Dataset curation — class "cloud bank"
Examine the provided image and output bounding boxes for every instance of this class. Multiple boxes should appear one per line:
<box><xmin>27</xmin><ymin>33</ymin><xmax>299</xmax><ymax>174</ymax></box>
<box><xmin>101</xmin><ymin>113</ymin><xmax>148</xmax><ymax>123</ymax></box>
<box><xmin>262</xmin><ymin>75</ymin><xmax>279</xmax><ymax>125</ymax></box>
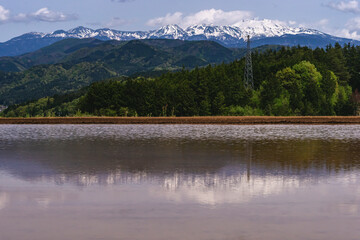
<box><xmin>0</xmin><ymin>5</ymin><xmax>10</xmax><ymax>22</ymax></box>
<box><xmin>327</xmin><ymin>0</ymin><xmax>360</xmax><ymax>13</ymax></box>
<box><xmin>146</xmin><ymin>7</ymin><xmax>360</xmax><ymax>41</ymax></box>
<box><xmin>323</xmin><ymin>1</ymin><xmax>360</xmax><ymax>39</ymax></box>
<box><xmin>336</xmin><ymin>17</ymin><xmax>360</xmax><ymax>39</ymax></box>
<box><xmin>0</xmin><ymin>5</ymin><xmax>77</xmax><ymax>24</ymax></box>
<box><xmin>147</xmin><ymin>9</ymin><xmax>253</xmax><ymax>28</ymax></box>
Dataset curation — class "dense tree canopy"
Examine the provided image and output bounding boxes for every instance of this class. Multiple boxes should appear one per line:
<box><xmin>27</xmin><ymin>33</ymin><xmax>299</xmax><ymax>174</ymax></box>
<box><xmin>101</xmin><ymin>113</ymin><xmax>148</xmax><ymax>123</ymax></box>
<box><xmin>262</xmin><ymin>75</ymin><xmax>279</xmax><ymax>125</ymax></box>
<box><xmin>2</xmin><ymin>44</ymin><xmax>360</xmax><ymax>117</ymax></box>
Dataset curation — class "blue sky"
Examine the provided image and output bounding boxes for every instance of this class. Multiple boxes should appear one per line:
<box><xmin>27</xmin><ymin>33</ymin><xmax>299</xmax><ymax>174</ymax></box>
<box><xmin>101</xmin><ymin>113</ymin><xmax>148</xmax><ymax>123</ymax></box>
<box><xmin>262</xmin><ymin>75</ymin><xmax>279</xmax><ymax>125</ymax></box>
<box><xmin>0</xmin><ymin>0</ymin><xmax>360</xmax><ymax>42</ymax></box>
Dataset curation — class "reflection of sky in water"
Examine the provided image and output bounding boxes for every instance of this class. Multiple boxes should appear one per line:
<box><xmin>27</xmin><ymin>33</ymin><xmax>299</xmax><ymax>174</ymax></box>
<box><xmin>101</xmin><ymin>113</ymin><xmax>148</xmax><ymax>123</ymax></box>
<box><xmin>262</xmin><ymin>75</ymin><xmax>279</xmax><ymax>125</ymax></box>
<box><xmin>1</xmin><ymin>125</ymin><xmax>360</xmax><ymax>240</ymax></box>
<box><xmin>0</xmin><ymin>192</ymin><xmax>8</xmax><ymax>210</ymax></box>
<box><xmin>1</xmin><ymin>169</ymin><xmax>360</xmax><ymax>207</ymax></box>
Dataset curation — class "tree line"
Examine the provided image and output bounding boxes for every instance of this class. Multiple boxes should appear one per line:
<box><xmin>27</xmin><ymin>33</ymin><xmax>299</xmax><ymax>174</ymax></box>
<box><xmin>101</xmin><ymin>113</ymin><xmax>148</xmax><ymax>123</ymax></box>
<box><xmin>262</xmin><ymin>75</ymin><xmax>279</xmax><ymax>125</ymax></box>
<box><xmin>2</xmin><ymin>43</ymin><xmax>360</xmax><ymax>117</ymax></box>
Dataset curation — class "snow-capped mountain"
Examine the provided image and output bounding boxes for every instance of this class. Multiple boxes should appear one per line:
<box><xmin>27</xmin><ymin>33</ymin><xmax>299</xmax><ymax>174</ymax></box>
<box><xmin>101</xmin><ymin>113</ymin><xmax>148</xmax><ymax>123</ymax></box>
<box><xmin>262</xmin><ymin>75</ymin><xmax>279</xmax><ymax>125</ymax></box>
<box><xmin>148</xmin><ymin>25</ymin><xmax>187</xmax><ymax>39</ymax></box>
<box><xmin>0</xmin><ymin>19</ymin><xmax>359</xmax><ymax>57</ymax></box>
<box><xmin>43</xmin><ymin>20</ymin><xmax>323</xmax><ymax>42</ymax></box>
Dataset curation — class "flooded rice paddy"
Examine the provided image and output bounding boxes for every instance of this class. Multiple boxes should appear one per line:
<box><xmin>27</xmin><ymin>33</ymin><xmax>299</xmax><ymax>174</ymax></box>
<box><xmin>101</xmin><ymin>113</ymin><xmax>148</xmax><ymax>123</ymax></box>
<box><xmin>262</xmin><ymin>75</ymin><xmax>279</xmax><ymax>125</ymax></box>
<box><xmin>0</xmin><ymin>125</ymin><xmax>359</xmax><ymax>240</ymax></box>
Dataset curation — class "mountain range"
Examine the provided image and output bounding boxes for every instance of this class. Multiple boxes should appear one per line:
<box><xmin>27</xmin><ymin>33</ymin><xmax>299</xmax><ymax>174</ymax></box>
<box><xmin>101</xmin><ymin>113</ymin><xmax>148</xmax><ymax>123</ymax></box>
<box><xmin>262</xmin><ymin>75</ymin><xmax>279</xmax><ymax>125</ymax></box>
<box><xmin>1</xmin><ymin>19</ymin><xmax>359</xmax><ymax>57</ymax></box>
<box><xmin>1</xmin><ymin>38</ymin><xmax>278</xmax><ymax>104</ymax></box>
<box><xmin>0</xmin><ymin>38</ymin><xmax>256</xmax><ymax>73</ymax></box>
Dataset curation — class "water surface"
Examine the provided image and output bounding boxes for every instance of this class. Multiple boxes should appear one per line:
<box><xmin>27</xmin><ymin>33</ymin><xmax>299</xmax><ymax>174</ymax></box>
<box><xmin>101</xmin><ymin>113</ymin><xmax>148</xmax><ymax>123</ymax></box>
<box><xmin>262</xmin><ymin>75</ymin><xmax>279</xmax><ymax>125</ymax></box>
<box><xmin>0</xmin><ymin>125</ymin><xmax>359</xmax><ymax>240</ymax></box>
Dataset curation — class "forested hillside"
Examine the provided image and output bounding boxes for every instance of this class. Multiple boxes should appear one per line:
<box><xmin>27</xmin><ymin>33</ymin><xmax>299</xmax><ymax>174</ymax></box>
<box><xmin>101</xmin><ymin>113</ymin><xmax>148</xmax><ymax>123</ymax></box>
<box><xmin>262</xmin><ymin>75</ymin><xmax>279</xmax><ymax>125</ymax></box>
<box><xmin>0</xmin><ymin>62</ymin><xmax>117</xmax><ymax>105</ymax></box>
<box><xmin>0</xmin><ymin>38</ymin><xmax>247</xmax><ymax>73</ymax></box>
<box><xmin>2</xmin><ymin>43</ymin><xmax>360</xmax><ymax>117</ymax></box>
<box><xmin>0</xmin><ymin>39</ymin><xmax>263</xmax><ymax>105</ymax></box>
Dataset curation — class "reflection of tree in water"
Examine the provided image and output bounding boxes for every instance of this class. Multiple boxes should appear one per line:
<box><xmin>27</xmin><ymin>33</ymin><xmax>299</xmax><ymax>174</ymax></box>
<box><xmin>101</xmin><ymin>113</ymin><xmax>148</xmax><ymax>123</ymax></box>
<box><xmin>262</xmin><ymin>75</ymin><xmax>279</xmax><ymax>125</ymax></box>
<box><xmin>1</xmin><ymin>137</ymin><xmax>360</xmax><ymax>187</ymax></box>
<box><xmin>245</xmin><ymin>141</ymin><xmax>252</xmax><ymax>181</ymax></box>
<box><xmin>250</xmin><ymin>139</ymin><xmax>360</xmax><ymax>174</ymax></box>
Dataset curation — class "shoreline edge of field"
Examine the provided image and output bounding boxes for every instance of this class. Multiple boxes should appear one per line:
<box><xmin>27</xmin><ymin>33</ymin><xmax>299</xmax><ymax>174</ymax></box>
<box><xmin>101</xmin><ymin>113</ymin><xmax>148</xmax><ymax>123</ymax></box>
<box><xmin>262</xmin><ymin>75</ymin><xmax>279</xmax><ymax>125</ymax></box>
<box><xmin>2</xmin><ymin>116</ymin><xmax>360</xmax><ymax>125</ymax></box>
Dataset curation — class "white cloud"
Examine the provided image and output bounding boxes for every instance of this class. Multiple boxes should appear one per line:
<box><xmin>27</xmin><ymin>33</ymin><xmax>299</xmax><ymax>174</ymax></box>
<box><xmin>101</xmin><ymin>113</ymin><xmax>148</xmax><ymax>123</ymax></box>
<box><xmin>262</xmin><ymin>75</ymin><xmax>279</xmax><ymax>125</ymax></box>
<box><xmin>32</xmin><ymin>8</ymin><xmax>77</xmax><ymax>22</ymax></box>
<box><xmin>334</xmin><ymin>17</ymin><xmax>360</xmax><ymax>40</ymax></box>
<box><xmin>147</xmin><ymin>12</ymin><xmax>183</xmax><ymax>27</ymax></box>
<box><xmin>327</xmin><ymin>0</ymin><xmax>360</xmax><ymax>13</ymax></box>
<box><xmin>337</xmin><ymin>28</ymin><xmax>360</xmax><ymax>39</ymax></box>
<box><xmin>147</xmin><ymin>9</ymin><xmax>253</xmax><ymax>28</ymax></box>
<box><xmin>345</xmin><ymin>16</ymin><xmax>360</xmax><ymax>30</ymax></box>
<box><xmin>0</xmin><ymin>5</ymin><xmax>10</xmax><ymax>22</ymax></box>
<box><xmin>13</xmin><ymin>8</ymin><xmax>77</xmax><ymax>22</ymax></box>
<box><xmin>318</xmin><ymin>18</ymin><xmax>330</xmax><ymax>26</ymax></box>
<box><xmin>0</xmin><ymin>5</ymin><xmax>77</xmax><ymax>24</ymax></box>
<box><xmin>296</xmin><ymin>18</ymin><xmax>360</xmax><ymax>40</ymax></box>
<box><xmin>297</xmin><ymin>18</ymin><xmax>360</xmax><ymax>41</ymax></box>
<box><xmin>299</xmin><ymin>17</ymin><xmax>360</xmax><ymax>40</ymax></box>
<box><xmin>298</xmin><ymin>18</ymin><xmax>330</xmax><ymax>32</ymax></box>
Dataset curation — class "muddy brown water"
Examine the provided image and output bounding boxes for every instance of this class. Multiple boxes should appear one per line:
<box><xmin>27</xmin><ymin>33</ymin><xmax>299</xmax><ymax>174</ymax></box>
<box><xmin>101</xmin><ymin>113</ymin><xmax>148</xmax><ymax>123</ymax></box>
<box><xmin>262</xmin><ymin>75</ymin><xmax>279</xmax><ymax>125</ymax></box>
<box><xmin>0</xmin><ymin>125</ymin><xmax>360</xmax><ymax>240</ymax></box>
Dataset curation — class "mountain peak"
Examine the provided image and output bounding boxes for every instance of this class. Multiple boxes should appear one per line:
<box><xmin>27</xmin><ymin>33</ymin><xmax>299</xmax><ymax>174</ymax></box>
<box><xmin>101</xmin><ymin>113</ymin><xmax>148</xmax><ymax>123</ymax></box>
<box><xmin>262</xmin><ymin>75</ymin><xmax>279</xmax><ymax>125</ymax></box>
<box><xmin>1</xmin><ymin>21</ymin><xmax>359</xmax><ymax>57</ymax></box>
<box><xmin>162</xmin><ymin>24</ymin><xmax>182</xmax><ymax>29</ymax></box>
<box><xmin>150</xmin><ymin>24</ymin><xmax>186</xmax><ymax>39</ymax></box>
<box><xmin>69</xmin><ymin>26</ymin><xmax>94</xmax><ymax>33</ymax></box>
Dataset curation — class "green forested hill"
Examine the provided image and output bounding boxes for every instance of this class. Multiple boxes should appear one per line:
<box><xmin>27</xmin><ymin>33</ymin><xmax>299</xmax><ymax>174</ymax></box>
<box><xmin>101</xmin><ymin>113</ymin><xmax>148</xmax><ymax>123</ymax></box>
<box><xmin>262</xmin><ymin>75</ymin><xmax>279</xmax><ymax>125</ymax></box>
<box><xmin>3</xmin><ymin>44</ymin><xmax>360</xmax><ymax>117</ymax></box>
<box><xmin>0</xmin><ymin>62</ymin><xmax>117</xmax><ymax>105</ymax></box>
<box><xmin>0</xmin><ymin>38</ymin><xmax>246</xmax><ymax>73</ymax></box>
<box><xmin>0</xmin><ymin>38</ymin><xmax>104</xmax><ymax>72</ymax></box>
<box><xmin>0</xmin><ymin>39</ymin><xmax>265</xmax><ymax>104</ymax></box>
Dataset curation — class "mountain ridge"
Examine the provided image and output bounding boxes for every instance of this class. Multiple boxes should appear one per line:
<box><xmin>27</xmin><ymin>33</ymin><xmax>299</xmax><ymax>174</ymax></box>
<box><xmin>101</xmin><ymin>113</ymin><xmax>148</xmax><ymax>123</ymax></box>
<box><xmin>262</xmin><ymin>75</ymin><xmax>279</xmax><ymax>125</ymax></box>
<box><xmin>0</xmin><ymin>38</ymin><xmax>254</xmax><ymax>73</ymax></box>
<box><xmin>1</xmin><ymin>19</ymin><xmax>359</xmax><ymax>56</ymax></box>
<box><xmin>2</xmin><ymin>38</ymin><xmax>278</xmax><ymax>104</ymax></box>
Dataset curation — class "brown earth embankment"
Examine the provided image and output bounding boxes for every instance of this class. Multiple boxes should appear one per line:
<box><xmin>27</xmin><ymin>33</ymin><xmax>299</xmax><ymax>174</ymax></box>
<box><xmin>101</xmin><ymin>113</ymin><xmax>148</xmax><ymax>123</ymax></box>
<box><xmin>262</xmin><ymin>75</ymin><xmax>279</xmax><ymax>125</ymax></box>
<box><xmin>1</xmin><ymin>116</ymin><xmax>360</xmax><ymax>125</ymax></box>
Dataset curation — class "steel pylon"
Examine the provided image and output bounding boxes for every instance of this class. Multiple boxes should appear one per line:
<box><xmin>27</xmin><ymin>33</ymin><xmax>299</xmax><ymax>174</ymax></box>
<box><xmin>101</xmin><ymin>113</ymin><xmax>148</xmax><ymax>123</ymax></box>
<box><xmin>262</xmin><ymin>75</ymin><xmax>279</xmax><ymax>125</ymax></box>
<box><xmin>244</xmin><ymin>35</ymin><xmax>254</xmax><ymax>90</ymax></box>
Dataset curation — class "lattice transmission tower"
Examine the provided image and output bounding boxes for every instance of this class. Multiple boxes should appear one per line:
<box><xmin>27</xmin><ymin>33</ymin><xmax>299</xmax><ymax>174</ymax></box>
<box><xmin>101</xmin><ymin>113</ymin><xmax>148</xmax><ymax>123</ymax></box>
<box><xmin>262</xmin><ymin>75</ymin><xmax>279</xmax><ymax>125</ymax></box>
<box><xmin>244</xmin><ymin>35</ymin><xmax>254</xmax><ymax>90</ymax></box>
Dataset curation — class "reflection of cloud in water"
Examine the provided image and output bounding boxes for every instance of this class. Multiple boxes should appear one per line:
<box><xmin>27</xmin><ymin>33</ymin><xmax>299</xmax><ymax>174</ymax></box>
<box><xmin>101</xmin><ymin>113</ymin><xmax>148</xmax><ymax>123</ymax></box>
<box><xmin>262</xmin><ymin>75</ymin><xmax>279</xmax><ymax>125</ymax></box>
<box><xmin>159</xmin><ymin>172</ymin><xmax>360</xmax><ymax>206</ymax></box>
<box><xmin>29</xmin><ymin>169</ymin><xmax>358</xmax><ymax>206</ymax></box>
<box><xmin>1</xmin><ymin>170</ymin><xmax>359</xmax><ymax>208</ymax></box>
<box><xmin>35</xmin><ymin>197</ymin><xmax>51</xmax><ymax>209</ymax></box>
<box><xmin>0</xmin><ymin>171</ymin><xmax>306</xmax><ymax>207</ymax></box>
<box><xmin>3</xmin><ymin>168</ymin><xmax>315</xmax><ymax>205</ymax></box>
<box><xmin>0</xmin><ymin>192</ymin><xmax>8</xmax><ymax>210</ymax></box>
<box><xmin>160</xmin><ymin>173</ymin><xmax>302</xmax><ymax>205</ymax></box>
<box><xmin>337</xmin><ymin>204</ymin><xmax>359</xmax><ymax>216</ymax></box>
<box><xmin>0</xmin><ymin>189</ymin><xmax>68</xmax><ymax>211</ymax></box>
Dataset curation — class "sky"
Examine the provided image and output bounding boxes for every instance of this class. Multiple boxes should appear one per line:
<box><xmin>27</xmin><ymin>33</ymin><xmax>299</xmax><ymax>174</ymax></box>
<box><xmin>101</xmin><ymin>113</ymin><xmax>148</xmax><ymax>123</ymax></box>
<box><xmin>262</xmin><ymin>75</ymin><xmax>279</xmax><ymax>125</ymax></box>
<box><xmin>0</xmin><ymin>0</ymin><xmax>360</xmax><ymax>42</ymax></box>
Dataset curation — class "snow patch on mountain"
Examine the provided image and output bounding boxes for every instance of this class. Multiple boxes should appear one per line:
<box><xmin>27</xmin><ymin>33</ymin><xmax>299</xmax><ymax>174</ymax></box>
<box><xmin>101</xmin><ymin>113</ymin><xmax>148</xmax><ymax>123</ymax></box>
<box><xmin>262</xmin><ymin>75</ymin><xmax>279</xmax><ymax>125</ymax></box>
<box><xmin>149</xmin><ymin>24</ymin><xmax>187</xmax><ymax>39</ymax></box>
<box><xmin>24</xmin><ymin>19</ymin><xmax>323</xmax><ymax>43</ymax></box>
<box><xmin>1</xmin><ymin>18</ymin><xmax>358</xmax><ymax>57</ymax></box>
